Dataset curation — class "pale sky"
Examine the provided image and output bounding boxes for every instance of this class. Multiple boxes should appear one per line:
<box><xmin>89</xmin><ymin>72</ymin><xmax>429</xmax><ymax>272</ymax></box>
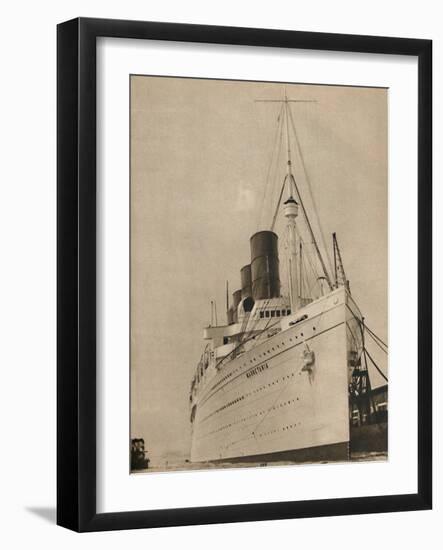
<box><xmin>130</xmin><ymin>76</ymin><xmax>388</xmax><ymax>464</ymax></box>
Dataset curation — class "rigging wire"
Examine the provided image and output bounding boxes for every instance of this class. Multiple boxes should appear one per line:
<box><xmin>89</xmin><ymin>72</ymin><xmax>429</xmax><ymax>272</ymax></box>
<box><xmin>287</xmin><ymin>105</ymin><xmax>335</xmax><ymax>281</ymax></box>
<box><xmin>348</xmin><ymin>309</ymin><xmax>388</xmax><ymax>382</ymax></box>
<box><xmin>364</xmin><ymin>348</ymin><xmax>388</xmax><ymax>382</ymax></box>
<box><xmin>363</xmin><ymin>321</ymin><xmax>388</xmax><ymax>350</ymax></box>
<box><xmin>268</xmin><ymin>119</ymin><xmax>285</xmax><ymax>229</ymax></box>
<box><xmin>256</xmin><ymin>104</ymin><xmax>285</xmax><ymax>230</ymax></box>
<box><xmin>353</xmin><ymin>315</ymin><xmax>388</xmax><ymax>354</ymax></box>
<box><xmin>349</xmin><ymin>308</ymin><xmax>388</xmax><ymax>353</ymax></box>
<box><xmin>296</xmin><ymin>228</ymin><xmax>318</xmax><ymax>279</ymax></box>
<box><xmin>238</xmin><ymin>312</ymin><xmax>250</xmax><ymax>344</ymax></box>
<box><xmin>221</xmin><ymin>300</ymin><xmax>276</xmax><ymax>365</ymax></box>
<box><xmin>298</xmin><ymin>243</ymin><xmax>308</xmax><ymax>298</ymax></box>
<box><xmin>238</xmin><ymin>297</ymin><xmax>271</xmax><ymax>347</ymax></box>
<box><xmin>352</xmin><ymin>312</ymin><xmax>389</xmax><ymax>353</ymax></box>
<box><xmin>365</xmin><ymin>329</ymin><xmax>388</xmax><ymax>355</ymax></box>
<box><xmin>214</xmin><ymin>317</ymin><xmax>282</xmax><ymax>372</ymax></box>
<box><xmin>270</xmin><ymin>180</ymin><xmax>286</xmax><ymax>232</ymax></box>
<box><xmin>291</xmin><ymin>175</ymin><xmax>333</xmax><ymax>290</ymax></box>
<box><xmin>294</xmin><ymin>227</ymin><xmax>323</xmax><ymax>298</ymax></box>
<box><xmin>255</xmin><ymin>303</ymin><xmax>281</xmax><ymax>339</ymax></box>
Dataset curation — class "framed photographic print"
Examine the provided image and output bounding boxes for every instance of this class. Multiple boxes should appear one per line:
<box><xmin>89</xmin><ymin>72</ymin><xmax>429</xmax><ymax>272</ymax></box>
<box><xmin>57</xmin><ymin>18</ymin><xmax>432</xmax><ymax>531</ymax></box>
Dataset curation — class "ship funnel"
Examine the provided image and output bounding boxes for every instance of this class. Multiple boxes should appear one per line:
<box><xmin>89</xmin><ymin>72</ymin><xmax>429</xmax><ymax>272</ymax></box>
<box><xmin>250</xmin><ymin>231</ymin><xmax>281</xmax><ymax>300</ymax></box>
<box><xmin>240</xmin><ymin>264</ymin><xmax>252</xmax><ymax>300</ymax></box>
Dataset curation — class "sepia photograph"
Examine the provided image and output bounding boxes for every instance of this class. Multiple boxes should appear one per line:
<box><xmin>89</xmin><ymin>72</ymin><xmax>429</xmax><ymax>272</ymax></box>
<box><xmin>130</xmin><ymin>75</ymin><xmax>388</xmax><ymax>473</ymax></box>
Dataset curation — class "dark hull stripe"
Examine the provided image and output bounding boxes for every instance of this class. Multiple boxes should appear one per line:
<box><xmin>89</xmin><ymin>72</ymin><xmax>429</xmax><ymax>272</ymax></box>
<box><xmin>201</xmin><ymin>441</ymin><xmax>350</xmax><ymax>464</ymax></box>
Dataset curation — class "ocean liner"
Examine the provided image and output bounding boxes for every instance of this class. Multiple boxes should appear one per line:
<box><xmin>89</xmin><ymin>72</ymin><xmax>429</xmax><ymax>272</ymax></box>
<box><xmin>189</xmin><ymin>93</ymin><xmax>385</xmax><ymax>464</ymax></box>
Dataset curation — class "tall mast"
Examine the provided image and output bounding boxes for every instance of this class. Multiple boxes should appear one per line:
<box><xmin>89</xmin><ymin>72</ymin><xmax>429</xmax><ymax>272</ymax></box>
<box><xmin>284</xmin><ymin>195</ymin><xmax>299</xmax><ymax>311</ymax></box>
<box><xmin>299</xmin><ymin>241</ymin><xmax>303</xmax><ymax>300</ymax></box>
<box><xmin>284</xmin><ymin>91</ymin><xmax>295</xmax><ymax>195</ymax></box>
<box><xmin>282</xmin><ymin>92</ymin><xmax>299</xmax><ymax>312</ymax></box>
<box><xmin>256</xmin><ymin>92</ymin><xmax>333</xmax><ymax>306</ymax></box>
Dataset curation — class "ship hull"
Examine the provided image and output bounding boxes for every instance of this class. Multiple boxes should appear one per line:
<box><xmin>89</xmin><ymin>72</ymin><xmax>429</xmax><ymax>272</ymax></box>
<box><xmin>209</xmin><ymin>442</ymin><xmax>349</xmax><ymax>464</ymax></box>
<box><xmin>191</xmin><ymin>288</ymin><xmax>359</xmax><ymax>463</ymax></box>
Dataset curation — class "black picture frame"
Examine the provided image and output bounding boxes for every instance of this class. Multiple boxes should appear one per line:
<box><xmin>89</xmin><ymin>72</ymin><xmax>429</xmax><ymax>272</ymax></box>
<box><xmin>57</xmin><ymin>17</ymin><xmax>432</xmax><ymax>532</ymax></box>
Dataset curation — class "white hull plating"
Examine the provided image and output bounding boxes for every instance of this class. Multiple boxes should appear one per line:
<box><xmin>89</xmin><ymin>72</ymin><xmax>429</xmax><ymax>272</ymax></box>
<box><xmin>190</xmin><ymin>287</ymin><xmax>361</xmax><ymax>462</ymax></box>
